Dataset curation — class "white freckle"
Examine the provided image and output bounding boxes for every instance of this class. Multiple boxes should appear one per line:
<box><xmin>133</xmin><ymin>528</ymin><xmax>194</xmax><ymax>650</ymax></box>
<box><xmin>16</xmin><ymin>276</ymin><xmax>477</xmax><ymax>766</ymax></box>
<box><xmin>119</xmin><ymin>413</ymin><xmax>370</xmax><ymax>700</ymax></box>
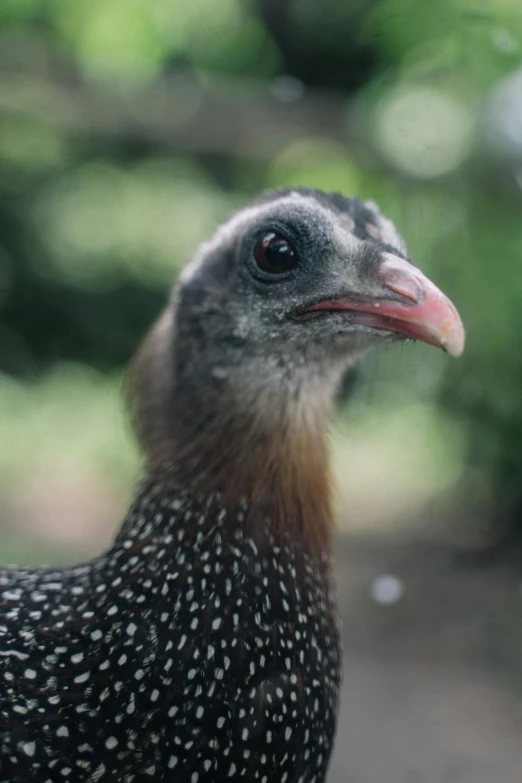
<box><xmin>57</xmin><ymin>725</ymin><xmax>69</xmax><ymax>737</ymax></box>
<box><xmin>204</xmin><ymin>760</ymin><xmax>211</xmax><ymax>771</ymax></box>
<box><xmin>105</xmin><ymin>736</ymin><xmax>118</xmax><ymax>750</ymax></box>
<box><xmin>21</xmin><ymin>741</ymin><xmax>35</xmax><ymax>756</ymax></box>
<box><xmin>160</xmin><ymin>613</ymin><xmax>169</xmax><ymax>622</ymax></box>
<box><xmin>217</xmin><ymin>716</ymin><xmax>225</xmax><ymax>728</ymax></box>
<box><xmin>178</xmin><ymin>635</ymin><xmax>187</xmax><ymax>650</ymax></box>
<box><xmin>91</xmin><ymin>630</ymin><xmax>103</xmax><ymax>641</ymax></box>
<box><xmin>2</xmin><ymin>589</ymin><xmax>22</xmax><ymax>601</ymax></box>
<box><xmin>151</xmin><ymin>689</ymin><xmax>159</xmax><ymax>702</ymax></box>
<box><xmin>196</xmin><ymin>705</ymin><xmax>204</xmax><ymax>718</ymax></box>
<box><xmin>168</xmin><ymin>756</ymin><xmax>178</xmax><ymax>768</ymax></box>
<box><xmin>228</xmin><ymin>763</ymin><xmax>237</xmax><ymax>776</ymax></box>
<box><xmin>74</xmin><ymin>671</ymin><xmax>89</xmax><ymax>684</ymax></box>
<box><xmin>0</xmin><ymin>649</ymin><xmax>28</xmax><ymax>661</ymax></box>
<box><xmin>242</xmin><ymin>728</ymin><xmax>249</xmax><ymax>741</ymax></box>
<box><xmin>71</xmin><ymin>653</ymin><xmax>83</xmax><ymax>664</ymax></box>
<box><xmin>212</xmin><ymin>617</ymin><xmax>221</xmax><ymax>631</ymax></box>
<box><xmin>168</xmin><ymin>705</ymin><xmax>178</xmax><ymax>717</ymax></box>
<box><xmin>118</xmin><ymin>654</ymin><xmax>127</xmax><ymax>665</ymax></box>
<box><xmin>99</xmin><ymin>660</ymin><xmax>110</xmax><ymax>670</ymax></box>
<box><xmin>126</xmin><ymin>622</ymin><xmax>137</xmax><ymax>636</ymax></box>
<box><xmin>107</xmin><ymin>605</ymin><xmax>118</xmax><ymax>616</ymax></box>
<box><xmin>191</xmin><ymin>774</ymin><xmax>199</xmax><ymax>782</ymax></box>
<box><xmin>188</xmin><ymin>669</ymin><xmax>196</xmax><ymax>680</ymax></box>
<box><xmin>24</xmin><ymin>668</ymin><xmax>36</xmax><ymax>679</ymax></box>
<box><xmin>285</xmin><ymin>727</ymin><xmax>292</xmax><ymax>740</ymax></box>
<box><xmin>134</xmin><ymin>669</ymin><xmax>145</xmax><ymax>680</ymax></box>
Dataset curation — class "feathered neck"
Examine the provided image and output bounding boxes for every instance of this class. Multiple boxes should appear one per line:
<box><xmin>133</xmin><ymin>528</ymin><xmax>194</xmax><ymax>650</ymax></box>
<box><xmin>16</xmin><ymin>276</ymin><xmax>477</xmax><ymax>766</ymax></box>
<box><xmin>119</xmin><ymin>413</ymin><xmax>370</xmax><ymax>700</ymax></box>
<box><xmin>128</xmin><ymin>311</ymin><xmax>336</xmax><ymax>556</ymax></box>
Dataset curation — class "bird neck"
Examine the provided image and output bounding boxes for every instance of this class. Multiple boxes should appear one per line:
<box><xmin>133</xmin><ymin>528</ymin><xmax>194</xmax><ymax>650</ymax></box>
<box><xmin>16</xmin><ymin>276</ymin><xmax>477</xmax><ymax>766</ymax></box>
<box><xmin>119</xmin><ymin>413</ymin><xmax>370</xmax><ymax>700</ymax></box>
<box><xmin>128</xmin><ymin>320</ymin><xmax>335</xmax><ymax>556</ymax></box>
<box><xmin>151</xmin><ymin>392</ymin><xmax>334</xmax><ymax>556</ymax></box>
<box><xmin>129</xmin><ymin>318</ymin><xmax>335</xmax><ymax>554</ymax></box>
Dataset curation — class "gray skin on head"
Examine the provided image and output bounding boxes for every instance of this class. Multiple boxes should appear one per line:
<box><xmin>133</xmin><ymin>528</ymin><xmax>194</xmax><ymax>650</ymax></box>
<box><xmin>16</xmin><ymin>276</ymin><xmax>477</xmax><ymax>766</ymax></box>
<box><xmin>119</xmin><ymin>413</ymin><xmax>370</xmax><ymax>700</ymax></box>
<box><xmin>178</xmin><ymin>191</ymin><xmax>408</xmax><ymax>383</ymax></box>
<box><xmin>131</xmin><ymin>188</ymin><xmax>410</xmax><ymax>465</ymax></box>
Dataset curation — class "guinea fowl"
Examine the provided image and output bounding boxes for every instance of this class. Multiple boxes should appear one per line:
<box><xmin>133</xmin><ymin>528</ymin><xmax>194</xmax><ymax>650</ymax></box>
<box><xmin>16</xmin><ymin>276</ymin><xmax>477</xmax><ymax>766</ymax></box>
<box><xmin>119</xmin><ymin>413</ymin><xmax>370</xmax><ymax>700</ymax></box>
<box><xmin>0</xmin><ymin>189</ymin><xmax>464</xmax><ymax>783</ymax></box>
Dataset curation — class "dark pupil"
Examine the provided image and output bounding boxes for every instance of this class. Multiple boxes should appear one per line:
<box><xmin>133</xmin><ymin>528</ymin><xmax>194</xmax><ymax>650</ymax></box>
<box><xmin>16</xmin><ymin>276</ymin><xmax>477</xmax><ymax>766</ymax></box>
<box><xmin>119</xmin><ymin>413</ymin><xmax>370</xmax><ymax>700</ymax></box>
<box><xmin>256</xmin><ymin>232</ymin><xmax>295</xmax><ymax>273</ymax></box>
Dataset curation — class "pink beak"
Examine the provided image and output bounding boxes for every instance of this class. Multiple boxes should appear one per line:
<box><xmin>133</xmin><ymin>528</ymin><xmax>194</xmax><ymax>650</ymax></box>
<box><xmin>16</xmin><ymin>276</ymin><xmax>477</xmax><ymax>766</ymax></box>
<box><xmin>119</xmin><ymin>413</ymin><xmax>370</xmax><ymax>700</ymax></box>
<box><xmin>302</xmin><ymin>254</ymin><xmax>465</xmax><ymax>357</ymax></box>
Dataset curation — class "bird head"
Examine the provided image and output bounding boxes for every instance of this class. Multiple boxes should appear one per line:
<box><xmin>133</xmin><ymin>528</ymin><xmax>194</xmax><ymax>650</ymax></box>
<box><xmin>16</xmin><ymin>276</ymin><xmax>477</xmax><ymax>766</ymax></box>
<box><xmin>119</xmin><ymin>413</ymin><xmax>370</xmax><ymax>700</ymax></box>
<box><xmin>174</xmin><ymin>189</ymin><xmax>464</xmax><ymax>392</ymax></box>
<box><xmin>131</xmin><ymin>188</ymin><xmax>464</xmax><ymax>511</ymax></box>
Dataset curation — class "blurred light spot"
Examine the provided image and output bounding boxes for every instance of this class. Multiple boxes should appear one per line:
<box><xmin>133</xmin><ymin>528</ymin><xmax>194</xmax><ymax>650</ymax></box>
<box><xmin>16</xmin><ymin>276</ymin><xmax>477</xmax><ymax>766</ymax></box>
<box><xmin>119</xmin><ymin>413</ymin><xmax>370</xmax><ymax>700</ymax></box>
<box><xmin>334</xmin><ymin>402</ymin><xmax>465</xmax><ymax>536</ymax></box>
<box><xmin>491</xmin><ymin>29</ymin><xmax>518</xmax><ymax>54</ymax></box>
<box><xmin>57</xmin><ymin>0</ymin><xmax>168</xmax><ymax>85</ymax></box>
<box><xmin>0</xmin><ymin>365</ymin><xmax>138</xmax><ymax>561</ymax></box>
<box><xmin>483</xmin><ymin>68</ymin><xmax>522</xmax><ymax>164</ymax></box>
<box><xmin>267</xmin><ymin>138</ymin><xmax>359</xmax><ymax>193</ymax></box>
<box><xmin>271</xmin><ymin>75</ymin><xmax>305</xmax><ymax>103</ymax></box>
<box><xmin>376</xmin><ymin>87</ymin><xmax>473</xmax><ymax>178</ymax></box>
<box><xmin>34</xmin><ymin>160</ymin><xmax>231</xmax><ymax>289</ymax></box>
<box><xmin>371</xmin><ymin>575</ymin><xmax>404</xmax><ymax>605</ymax></box>
<box><xmin>0</xmin><ymin>118</ymin><xmax>64</xmax><ymax>170</ymax></box>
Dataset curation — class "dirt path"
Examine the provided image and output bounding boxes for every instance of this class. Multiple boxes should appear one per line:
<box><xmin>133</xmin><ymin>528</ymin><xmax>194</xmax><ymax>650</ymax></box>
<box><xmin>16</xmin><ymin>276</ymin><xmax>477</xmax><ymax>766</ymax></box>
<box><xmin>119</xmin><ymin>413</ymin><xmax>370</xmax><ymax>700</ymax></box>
<box><xmin>328</xmin><ymin>539</ymin><xmax>522</xmax><ymax>782</ymax></box>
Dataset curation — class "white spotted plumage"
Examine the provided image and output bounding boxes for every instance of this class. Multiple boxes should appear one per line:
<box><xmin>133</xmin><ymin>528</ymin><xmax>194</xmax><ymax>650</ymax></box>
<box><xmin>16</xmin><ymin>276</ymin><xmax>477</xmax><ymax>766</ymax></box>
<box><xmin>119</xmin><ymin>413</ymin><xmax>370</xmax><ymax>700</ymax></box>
<box><xmin>0</xmin><ymin>481</ymin><xmax>340</xmax><ymax>782</ymax></box>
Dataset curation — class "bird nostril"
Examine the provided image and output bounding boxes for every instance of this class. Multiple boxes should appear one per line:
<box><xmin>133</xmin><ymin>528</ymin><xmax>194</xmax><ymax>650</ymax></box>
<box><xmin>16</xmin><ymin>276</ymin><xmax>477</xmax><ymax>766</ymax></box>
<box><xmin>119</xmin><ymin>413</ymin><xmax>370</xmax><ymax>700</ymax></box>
<box><xmin>383</xmin><ymin>275</ymin><xmax>422</xmax><ymax>303</ymax></box>
<box><xmin>378</xmin><ymin>257</ymin><xmax>423</xmax><ymax>304</ymax></box>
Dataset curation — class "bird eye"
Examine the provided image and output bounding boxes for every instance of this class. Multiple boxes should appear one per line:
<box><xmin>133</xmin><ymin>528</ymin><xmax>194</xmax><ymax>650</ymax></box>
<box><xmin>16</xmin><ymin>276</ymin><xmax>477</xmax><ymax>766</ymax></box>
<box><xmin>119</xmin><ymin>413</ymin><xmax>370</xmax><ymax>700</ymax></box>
<box><xmin>254</xmin><ymin>232</ymin><xmax>297</xmax><ymax>274</ymax></box>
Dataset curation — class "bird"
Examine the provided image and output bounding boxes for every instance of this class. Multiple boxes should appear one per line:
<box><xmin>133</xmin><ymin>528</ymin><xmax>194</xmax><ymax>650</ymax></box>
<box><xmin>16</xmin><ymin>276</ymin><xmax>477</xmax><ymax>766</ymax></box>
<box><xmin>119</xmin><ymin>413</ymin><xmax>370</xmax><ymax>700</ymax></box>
<box><xmin>0</xmin><ymin>188</ymin><xmax>464</xmax><ymax>783</ymax></box>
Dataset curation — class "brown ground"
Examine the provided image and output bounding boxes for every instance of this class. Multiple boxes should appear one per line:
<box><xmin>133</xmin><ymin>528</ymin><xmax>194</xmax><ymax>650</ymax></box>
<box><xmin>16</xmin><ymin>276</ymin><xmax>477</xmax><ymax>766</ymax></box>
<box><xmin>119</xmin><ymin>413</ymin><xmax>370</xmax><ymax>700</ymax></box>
<box><xmin>328</xmin><ymin>538</ymin><xmax>522</xmax><ymax>782</ymax></box>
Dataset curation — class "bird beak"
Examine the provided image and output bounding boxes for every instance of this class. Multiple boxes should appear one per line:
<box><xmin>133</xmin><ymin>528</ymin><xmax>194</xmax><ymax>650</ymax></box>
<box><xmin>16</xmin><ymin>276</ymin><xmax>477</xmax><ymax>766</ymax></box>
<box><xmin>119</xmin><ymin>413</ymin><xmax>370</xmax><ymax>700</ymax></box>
<box><xmin>298</xmin><ymin>253</ymin><xmax>465</xmax><ymax>357</ymax></box>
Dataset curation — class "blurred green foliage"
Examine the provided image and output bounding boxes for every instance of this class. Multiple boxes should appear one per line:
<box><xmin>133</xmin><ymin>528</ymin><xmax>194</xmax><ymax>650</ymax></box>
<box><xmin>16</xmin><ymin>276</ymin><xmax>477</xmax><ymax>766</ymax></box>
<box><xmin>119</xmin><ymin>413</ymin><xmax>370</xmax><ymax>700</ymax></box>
<box><xmin>1</xmin><ymin>0</ymin><xmax>522</xmax><ymax>548</ymax></box>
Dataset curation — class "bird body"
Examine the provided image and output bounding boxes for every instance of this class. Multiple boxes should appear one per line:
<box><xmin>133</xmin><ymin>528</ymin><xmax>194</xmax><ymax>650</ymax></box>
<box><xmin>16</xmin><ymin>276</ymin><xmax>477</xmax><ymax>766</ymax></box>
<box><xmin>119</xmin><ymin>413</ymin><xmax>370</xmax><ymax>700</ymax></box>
<box><xmin>0</xmin><ymin>189</ymin><xmax>464</xmax><ymax>782</ymax></box>
<box><xmin>0</xmin><ymin>479</ymin><xmax>339</xmax><ymax>782</ymax></box>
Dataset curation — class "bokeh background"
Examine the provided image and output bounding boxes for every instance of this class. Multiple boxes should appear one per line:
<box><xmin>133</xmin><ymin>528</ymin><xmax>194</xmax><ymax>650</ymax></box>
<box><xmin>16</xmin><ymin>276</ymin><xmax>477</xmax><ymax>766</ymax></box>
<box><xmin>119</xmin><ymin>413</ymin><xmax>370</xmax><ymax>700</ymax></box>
<box><xmin>1</xmin><ymin>1</ymin><xmax>522</xmax><ymax>780</ymax></box>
